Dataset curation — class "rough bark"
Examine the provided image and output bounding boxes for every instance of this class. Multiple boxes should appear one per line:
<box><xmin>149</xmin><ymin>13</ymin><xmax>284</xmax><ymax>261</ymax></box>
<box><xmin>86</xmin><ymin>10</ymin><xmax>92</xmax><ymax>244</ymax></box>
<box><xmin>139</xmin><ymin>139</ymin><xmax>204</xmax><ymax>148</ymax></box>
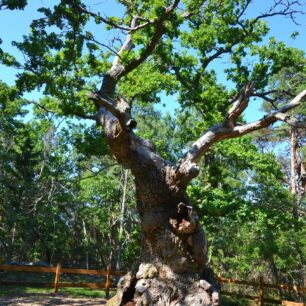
<box><xmin>96</xmin><ymin>108</ymin><xmax>218</xmax><ymax>304</ymax></box>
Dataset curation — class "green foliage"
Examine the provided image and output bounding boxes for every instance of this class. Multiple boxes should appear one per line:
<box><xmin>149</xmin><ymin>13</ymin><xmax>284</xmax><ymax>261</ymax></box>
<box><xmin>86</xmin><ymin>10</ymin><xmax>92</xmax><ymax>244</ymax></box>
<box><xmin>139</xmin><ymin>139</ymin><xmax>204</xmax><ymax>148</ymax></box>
<box><xmin>0</xmin><ymin>0</ymin><xmax>27</xmax><ymax>10</ymax></box>
<box><xmin>0</xmin><ymin>82</ymin><xmax>139</xmax><ymax>268</ymax></box>
<box><xmin>119</xmin><ymin>61</ymin><xmax>177</xmax><ymax>103</ymax></box>
<box><xmin>1</xmin><ymin>0</ymin><xmax>304</xmax><ymax>121</ymax></box>
<box><xmin>187</xmin><ymin>133</ymin><xmax>304</xmax><ymax>282</ymax></box>
<box><xmin>134</xmin><ymin>105</ymin><xmax>182</xmax><ymax>161</ymax></box>
<box><xmin>0</xmin><ymin>0</ymin><xmax>305</xmax><ymax>287</ymax></box>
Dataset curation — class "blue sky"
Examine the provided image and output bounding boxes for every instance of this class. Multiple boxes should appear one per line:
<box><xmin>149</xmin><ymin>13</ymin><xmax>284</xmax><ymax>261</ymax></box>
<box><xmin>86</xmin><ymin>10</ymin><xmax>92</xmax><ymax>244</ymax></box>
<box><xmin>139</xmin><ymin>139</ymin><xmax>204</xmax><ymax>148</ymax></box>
<box><xmin>0</xmin><ymin>0</ymin><xmax>305</xmax><ymax>122</ymax></box>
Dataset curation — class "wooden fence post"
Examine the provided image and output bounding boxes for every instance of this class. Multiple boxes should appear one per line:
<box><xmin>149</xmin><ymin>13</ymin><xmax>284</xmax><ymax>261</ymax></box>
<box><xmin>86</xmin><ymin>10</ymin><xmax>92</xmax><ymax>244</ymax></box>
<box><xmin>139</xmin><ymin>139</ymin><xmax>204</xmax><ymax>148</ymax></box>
<box><xmin>105</xmin><ymin>265</ymin><xmax>111</xmax><ymax>298</ymax></box>
<box><xmin>54</xmin><ymin>263</ymin><xmax>61</xmax><ymax>294</ymax></box>
<box><xmin>258</xmin><ymin>276</ymin><xmax>265</xmax><ymax>306</ymax></box>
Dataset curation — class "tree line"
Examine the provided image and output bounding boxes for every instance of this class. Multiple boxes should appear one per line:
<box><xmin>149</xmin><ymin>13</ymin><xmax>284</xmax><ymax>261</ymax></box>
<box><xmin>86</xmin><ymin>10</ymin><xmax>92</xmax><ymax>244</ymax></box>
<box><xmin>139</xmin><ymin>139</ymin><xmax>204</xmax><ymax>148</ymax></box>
<box><xmin>0</xmin><ymin>77</ymin><xmax>304</xmax><ymax>286</ymax></box>
<box><xmin>0</xmin><ymin>1</ymin><xmax>305</xmax><ymax>304</ymax></box>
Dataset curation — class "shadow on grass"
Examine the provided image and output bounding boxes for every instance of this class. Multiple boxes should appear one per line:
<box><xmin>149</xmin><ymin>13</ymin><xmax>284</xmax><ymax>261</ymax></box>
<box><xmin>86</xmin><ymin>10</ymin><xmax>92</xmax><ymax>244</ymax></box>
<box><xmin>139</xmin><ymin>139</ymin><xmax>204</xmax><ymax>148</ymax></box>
<box><xmin>0</xmin><ymin>295</ymin><xmax>106</xmax><ymax>306</ymax></box>
<box><xmin>0</xmin><ymin>285</ymin><xmax>109</xmax><ymax>298</ymax></box>
<box><xmin>0</xmin><ymin>286</ymin><xmax>109</xmax><ymax>305</ymax></box>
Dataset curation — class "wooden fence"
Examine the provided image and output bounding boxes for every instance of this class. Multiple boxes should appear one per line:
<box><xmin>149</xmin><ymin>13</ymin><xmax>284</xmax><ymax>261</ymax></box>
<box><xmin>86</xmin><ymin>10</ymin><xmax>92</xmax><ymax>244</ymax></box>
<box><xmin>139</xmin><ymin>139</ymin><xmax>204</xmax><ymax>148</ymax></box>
<box><xmin>216</xmin><ymin>275</ymin><xmax>305</xmax><ymax>306</ymax></box>
<box><xmin>0</xmin><ymin>264</ymin><xmax>124</xmax><ymax>298</ymax></box>
<box><xmin>0</xmin><ymin>264</ymin><xmax>305</xmax><ymax>305</ymax></box>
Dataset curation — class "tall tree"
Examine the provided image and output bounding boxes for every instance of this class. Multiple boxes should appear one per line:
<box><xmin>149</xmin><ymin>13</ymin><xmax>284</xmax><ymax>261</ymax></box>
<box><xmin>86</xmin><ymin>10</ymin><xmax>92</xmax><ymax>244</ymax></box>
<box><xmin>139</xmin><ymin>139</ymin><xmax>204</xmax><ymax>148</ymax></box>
<box><xmin>255</xmin><ymin>63</ymin><xmax>306</xmax><ymax>216</ymax></box>
<box><xmin>1</xmin><ymin>1</ymin><xmax>306</xmax><ymax>305</ymax></box>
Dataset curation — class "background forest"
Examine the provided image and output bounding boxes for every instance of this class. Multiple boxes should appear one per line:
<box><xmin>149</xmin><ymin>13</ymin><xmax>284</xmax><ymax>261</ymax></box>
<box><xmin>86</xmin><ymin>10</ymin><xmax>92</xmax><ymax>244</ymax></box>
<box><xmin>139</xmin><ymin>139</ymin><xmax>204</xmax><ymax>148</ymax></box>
<box><xmin>0</xmin><ymin>77</ymin><xmax>305</xmax><ymax>286</ymax></box>
<box><xmin>0</xmin><ymin>0</ymin><xmax>305</xmax><ymax>294</ymax></box>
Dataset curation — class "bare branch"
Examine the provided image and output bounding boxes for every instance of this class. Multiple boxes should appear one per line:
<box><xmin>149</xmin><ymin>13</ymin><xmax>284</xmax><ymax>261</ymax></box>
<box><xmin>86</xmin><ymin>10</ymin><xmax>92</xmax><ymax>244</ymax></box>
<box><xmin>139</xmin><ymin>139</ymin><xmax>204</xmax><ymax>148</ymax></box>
<box><xmin>253</xmin><ymin>89</ymin><xmax>296</xmax><ymax>109</ymax></box>
<box><xmin>252</xmin><ymin>0</ymin><xmax>304</xmax><ymax>25</ymax></box>
<box><xmin>78</xmin><ymin>5</ymin><xmax>153</xmax><ymax>32</ymax></box>
<box><xmin>202</xmin><ymin>90</ymin><xmax>305</xmax><ymax>160</ymax></box>
<box><xmin>237</xmin><ymin>0</ymin><xmax>253</xmax><ymax>20</ymax></box>
<box><xmin>274</xmin><ymin>113</ymin><xmax>306</xmax><ymax>128</ymax></box>
<box><xmin>122</xmin><ymin>0</ymin><xmax>180</xmax><ymax>78</ymax></box>
<box><xmin>79</xmin><ymin>2</ymin><xmax>183</xmax><ymax>33</ymax></box>
<box><xmin>255</xmin><ymin>89</ymin><xmax>294</xmax><ymax>98</ymax></box>
<box><xmin>224</xmin><ymin>82</ymin><xmax>254</xmax><ymax>127</ymax></box>
<box><xmin>81</xmin><ymin>33</ymin><xmax>122</xmax><ymax>58</ymax></box>
<box><xmin>89</xmin><ymin>93</ymin><xmax>137</xmax><ymax>131</ymax></box>
<box><xmin>78</xmin><ymin>164</ymin><xmax>118</xmax><ymax>181</ymax></box>
<box><xmin>122</xmin><ymin>23</ymin><xmax>165</xmax><ymax>77</ymax></box>
<box><xmin>98</xmin><ymin>15</ymin><xmax>139</xmax><ymax>97</ymax></box>
<box><xmin>30</xmin><ymin>100</ymin><xmax>57</xmax><ymax>115</ymax></box>
<box><xmin>174</xmin><ymin>89</ymin><xmax>306</xmax><ymax>188</ymax></box>
<box><xmin>88</xmin><ymin>92</ymin><xmax>122</xmax><ymax>118</ymax></box>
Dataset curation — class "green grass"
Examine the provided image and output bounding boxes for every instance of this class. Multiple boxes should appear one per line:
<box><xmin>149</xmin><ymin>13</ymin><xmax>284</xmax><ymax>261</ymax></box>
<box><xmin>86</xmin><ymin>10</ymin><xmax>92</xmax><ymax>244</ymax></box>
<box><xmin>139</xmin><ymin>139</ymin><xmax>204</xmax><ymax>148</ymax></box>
<box><xmin>0</xmin><ymin>285</ymin><xmax>109</xmax><ymax>298</ymax></box>
<box><xmin>57</xmin><ymin>287</ymin><xmax>107</xmax><ymax>298</ymax></box>
<box><xmin>221</xmin><ymin>295</ymin><xmax>252</xmax><ymax>306</ymax></box>
<box><xmin>0</xmin><ymin>286</ymin><xmax>249</xmax><ymax>303</ymax></box>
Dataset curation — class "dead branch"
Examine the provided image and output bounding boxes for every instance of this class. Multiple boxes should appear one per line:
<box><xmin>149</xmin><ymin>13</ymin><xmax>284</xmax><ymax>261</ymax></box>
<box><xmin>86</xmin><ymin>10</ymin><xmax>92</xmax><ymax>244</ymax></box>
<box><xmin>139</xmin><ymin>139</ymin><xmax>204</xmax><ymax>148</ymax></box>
<box><xmin>78</xmin><ymin>5</ymin><xmax>154</xmax><ymax>32</ymax></box>
<box><xmin>174</xmin><ymin>89</ymin><xmax>306</xmax><ymax>188</ymax></box>
<box><xmin>223</xmin><ymin>82</ymin><xmax>254</xmax><ymax>127</ymax></box>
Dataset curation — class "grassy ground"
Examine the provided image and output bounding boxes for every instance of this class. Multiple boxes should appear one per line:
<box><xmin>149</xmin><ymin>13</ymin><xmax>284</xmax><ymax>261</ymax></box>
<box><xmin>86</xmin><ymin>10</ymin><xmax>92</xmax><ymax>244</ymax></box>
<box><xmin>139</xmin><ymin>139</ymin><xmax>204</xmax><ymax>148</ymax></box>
<box><xmin>0</xmin><ymin>286</ymin><xmax>250</xmax><ymax>304</ymax></box>
<box><xmin>221</xmin><ymin>295</ymin><xmax>252</xmax><ymax>305</ymax></box>
<box><xmin>0</xmin><ymin>285</ymin><xmax>110</xmax><ymax>298</ymax></box>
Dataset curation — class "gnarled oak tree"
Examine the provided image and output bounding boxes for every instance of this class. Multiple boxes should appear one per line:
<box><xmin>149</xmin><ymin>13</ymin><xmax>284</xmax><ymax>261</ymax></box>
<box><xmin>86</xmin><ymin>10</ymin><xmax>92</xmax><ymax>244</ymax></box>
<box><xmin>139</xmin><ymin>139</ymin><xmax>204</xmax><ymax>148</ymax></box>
<box><xmin>1</xmin><ymin>0</ymin><xmax>305</xmax><ymax>305</ymax></box>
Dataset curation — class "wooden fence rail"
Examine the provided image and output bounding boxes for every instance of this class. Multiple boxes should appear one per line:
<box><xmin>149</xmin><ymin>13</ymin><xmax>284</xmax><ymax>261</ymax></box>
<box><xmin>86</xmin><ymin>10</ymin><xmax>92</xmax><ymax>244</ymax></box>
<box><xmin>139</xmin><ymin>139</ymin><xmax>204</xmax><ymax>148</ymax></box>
<box><xmin>0</xmin><ymin>265</ymin><xmax>305</xmax><ymax>305</ymax></box>
<box><xmin>216</xmin><ymin>275</ymin><xmax>305</xmax><ymax>306</ymax></box>
<box><xmin>0</xmin><ymin>264</ymin><xmax>125</xmax><ymax>298</ymax></box>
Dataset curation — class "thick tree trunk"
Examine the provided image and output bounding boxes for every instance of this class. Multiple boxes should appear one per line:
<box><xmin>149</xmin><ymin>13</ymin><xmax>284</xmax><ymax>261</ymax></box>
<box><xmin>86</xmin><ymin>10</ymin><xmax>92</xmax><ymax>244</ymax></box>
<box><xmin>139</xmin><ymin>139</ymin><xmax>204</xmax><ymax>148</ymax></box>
<box><xmin>120</xmin><ymin>183</ymin><xmax>218</xmax><ymax>305</ymax></box>
<box><xmin>97</xmin><ymin>106</ymin><xmax>219</xmax><ymax>305</ymax></box>
<box><xmin>95</xmin><ymin>38</ymin><xmax>305</xmax><ymax>305</ymax></box>
<box><xmin>96</xmin><ymin>73</ymin><xmax>305</xmax><ymax>306</ymax></box>
<box><xmin>113</xmin><ymin>162</ymin><xmax>220</xmax><ymax>305</ymax></box>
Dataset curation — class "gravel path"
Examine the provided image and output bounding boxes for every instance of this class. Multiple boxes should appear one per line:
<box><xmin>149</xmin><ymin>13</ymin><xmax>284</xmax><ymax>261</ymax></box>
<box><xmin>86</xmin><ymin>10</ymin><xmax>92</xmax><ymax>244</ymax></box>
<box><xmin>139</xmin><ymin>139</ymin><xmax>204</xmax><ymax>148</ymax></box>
<box><xmin>0</xmin><ymin>293</ymin><xmax>107</xmax><ymax>305</ymax></box>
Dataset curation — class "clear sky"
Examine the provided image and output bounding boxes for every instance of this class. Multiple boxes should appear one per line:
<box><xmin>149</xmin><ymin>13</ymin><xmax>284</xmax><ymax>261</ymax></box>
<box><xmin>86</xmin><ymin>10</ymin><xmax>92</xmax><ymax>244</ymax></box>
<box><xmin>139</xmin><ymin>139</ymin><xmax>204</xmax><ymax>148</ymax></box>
<box><xmin>0</xmin><ymin>0</ymin><xmax>305</xmax><ymax>122</ymax></box>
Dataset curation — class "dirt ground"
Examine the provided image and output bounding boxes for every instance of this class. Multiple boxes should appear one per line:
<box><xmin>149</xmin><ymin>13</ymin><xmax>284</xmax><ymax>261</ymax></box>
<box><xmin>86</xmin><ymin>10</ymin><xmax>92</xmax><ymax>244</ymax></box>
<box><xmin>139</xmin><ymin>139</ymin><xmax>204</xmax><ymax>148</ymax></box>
<box><xmin>0</xmin><ymin>293</ymin><xmax>107</xmax><ymax>305</ymax></box>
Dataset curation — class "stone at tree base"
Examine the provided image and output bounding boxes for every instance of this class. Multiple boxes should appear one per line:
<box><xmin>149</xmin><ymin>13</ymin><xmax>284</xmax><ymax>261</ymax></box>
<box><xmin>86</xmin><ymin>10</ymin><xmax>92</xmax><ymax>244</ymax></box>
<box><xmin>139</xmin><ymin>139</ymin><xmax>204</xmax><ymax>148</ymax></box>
<box><xmin>211</xmin><ymin>291</ymin><xmax>219</xmax><ymax>306</ymax></box>
<box><xmin>184</xmin><ymin>291</ymin><xmax>211</xmax><ymax>305</ymax></box>
<box><xmin>116</xmin><ymin>263</ymin><xmax>220</xmax><ymax>306</ymax></box>
<box><xmin>135</xmin><ymin>279</ymin><xmax>151</xmax><ymax>293</ymax></box>
<box><xmin>136</xmin><ymin>263</ymin><xmax>158</xmax><ymax>279</ymax></box>
<box><xmin>199</xmin><ymin>279</ymin><xmax>212</xmax><ymax>291</ymax></box>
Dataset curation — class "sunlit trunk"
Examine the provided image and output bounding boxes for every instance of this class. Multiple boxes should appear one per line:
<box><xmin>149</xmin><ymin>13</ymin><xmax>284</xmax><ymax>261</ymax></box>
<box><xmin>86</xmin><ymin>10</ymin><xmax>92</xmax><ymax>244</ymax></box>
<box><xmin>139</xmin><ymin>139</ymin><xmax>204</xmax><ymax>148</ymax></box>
<box><xmin>116</xmin><ymin>169</ymin><xmax>128</xmax><ymax>271</ymax></box>
<box><xmin>290</xmin><ymin>128</ymin><xmax>298</xmax><ymax>195</ymax></box>
<box><xmin>290</xmin><ymin>128</ymin><xmax>299</xmax><ymax>219</ymax></box>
